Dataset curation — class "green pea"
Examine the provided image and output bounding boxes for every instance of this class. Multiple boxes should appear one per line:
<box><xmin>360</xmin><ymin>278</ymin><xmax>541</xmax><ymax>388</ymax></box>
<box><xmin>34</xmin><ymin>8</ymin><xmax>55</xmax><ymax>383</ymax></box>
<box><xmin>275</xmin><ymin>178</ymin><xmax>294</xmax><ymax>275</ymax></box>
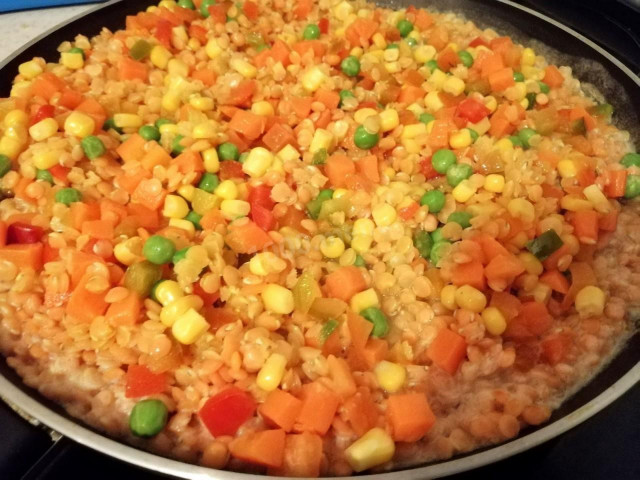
<box><xmin>155</xmin><ymin>118</ymin><xmax>172</xmax><ymax>129</ymax></box>
<box><xmin>218</xmin><ymin>142</ymin><xmax>239</xmax><ymax>161</ymax></box>
<box><xmin>431</xmin><ymin>149</ymin><xmax>457</xmax><ymax>174</ymax></box>
<box><xmin>386</xmin><ymin>43</ymin><xmax>399</xmax><ymax>50</ymax></box>
<box><xmin>537</xmin><ymin>81</ymin><xmax>550</xmax><ymax>94</ymax></box>
<box><xmin>178</xmin><ymin>0</ymin><xmax>195</xmax><ymax>8</ymax></box>
<box><xmin>312</xmin><ymin>148</ymin><xmax>328</xmax><ymax>165</ymax></box>
<box><xmin>425</xmin><ymin>59</ymin><xmax>438</xmax><ymax>73</ymax></box>
<box><xmin>526</xmin><ymin>92</ymin><xmax>537</xmax><ymax>110</ymax></box>
<box><xmin>420</xmin><ymin>190</ymin><xmax>445</xmax><ymax>213</ymax></box>
<box><xmin>238</xmin><ymin>152</ymin><xmax>249</xmax><ymax>163</ymax></box>
<box><xmin>413</xmin><ymin>230</ymin><xmax>433</xmax><ymax>259</ymax></box>
<box><xmin>360</xmin><ymin>307</ymin><xmax>389</xmax><ymax>337</ymax></box>
<box><xmin>68</xmin><ymin>47</ymin><xmax>85</xmax><ymax>59</ymax></box>
<box><xmin>418</xmin><ymin>112</ymin><xmax>435</xmax><ymax>125</ymax></box>
<box><xmin>354</xmin><ymin>255</ymin><xmax>366</xmax><ymax>267</ymax></box>
<box><xmin>467</xmin><ymin>128</ymin><xmax>479</xmax><ymax>143</ymax></box>
<box><xmin>509</xmin><ymin>135</ymin><xmax>524</xmax><ymax>148</ymax></box>
<box><xmin>513</xmin><ymin>71</ymin><xmax>525</xmax><ymax>82</ymax></box>
<box><xmin>458</xmin><ymin>50</ymin><xmax>473</xmax><ymax>67</ymax></box>
<box><xmin>448</xmin><ymin>211</ymin><xmax>473</xmax><ymax>229</ymax></box>
<box><xmin>172</xmin><ymin>247</ymin><xmax>190</xmax><ymax>264</ymax></box>
<box><xmin>103</xmin><ymin>118</ymin><xmax>123</xmax><ymax>134</ymax></box>
<box><xmin>130</xmin><ymin>399</ymin><xmax>168</xmax><ymax>437</ymax></box>
<box><xmin>124</xmin><ymin>261</ymin><xmax>163</xmax><ymax>297</ymax></box>
<box><xmin>200</xmin><ymin>0</ymin><xmax>216</xmax><ymax>17</ymax></box>
<box><xmin>171</xmin><ymin>135</ymin><xmax>185</xmax><ymax>155</ymax></box>
<box><xmin>198</xmin><ymin>172</ymin><xmax>220</xmax><ymax>193</ymax></box>
<box><xmin>307</xmin><ymin>189</ymin><xmax>333</xmax><ymax>219</ymax></box>
<box><xmin>139</xmin><ymin>125</ymin><xmax>160</xmax><ymax>142</ymax></box>
<box><xmin>35</xmin><ymin>169</ymin><xmax>53</xmax><ymax>184</ymax></box>
<box><xmin>431</xmin><ymin>227</ymin><xmax>447</xmax><ymax>244</ymax></box>
<box><xmin>354</xmin><ymin>125</ymin><xmax>379</xmax><ymax>150</ymax></box>
<box><xmin>446</xmin><ymin>163</ymin><xmax>473</xmax><ymax>187</ymax></box>
<box><xmin>405</xmin><ymin>37</ymin><xmax>417</xmax><ymax>47</ymax></box>
<box><xmin>517</xmin><ymin>127</ymin><xmax>537</xmax><ymax>149</ymax></box>
<box><xmin>303</xmin><ymin>24</ymin><xmax>320</xmax><ymax>40</ymax></box>
<box><xmin>81</xmin><ymin>135</ymin><xmax>106</xmax><ymax>160</ymax></box>
<box><xmin>0</xmin><ymin>154</ymin><xmax>11</xmax><ymax>177</ymax></box>
<box><xmin>184</xmin><ymin>211</ymin><xmax>203</xmax><ymax>230</ymax></box>
<box><xmin>429</xmin><ymin>241</ymin><xmax>450</xmax><ymax>265</ymax></box>
<box><xmin>55</xmin><ymin>188</ymin><xmax>82</xmax><ymax>206</ymax></box>
<box><xmin>397</xmin><ymin>19</ymin><xmax>413</xmax><ymax>37</ymax></box>
<box><xmin>130</xmin><ymin>40</ymin><xmax>152</xmax><ymax>61</ymax></box>
<box><xmin>339</xmin><ymin>89</ymin><xmax>355</xmax><ymax>107</ymax></box>
<box><xmin>621</xmin><ymin>153</ymin><xmax>640</xmax><ymax>168</ymax></box>
<box><xmin>340</xmin><ymin>56</ymin><xmax>361</xmax><ymax>77</ymax></box>
<box><xmin>625</xmin><ymin>174</ymin><xmax>640</xmax><ymax>199</ymax></box>
<box><xmin>143</xmin><ymin>235</ymin><xmax>176</xmax><ymax>265</ymax></box>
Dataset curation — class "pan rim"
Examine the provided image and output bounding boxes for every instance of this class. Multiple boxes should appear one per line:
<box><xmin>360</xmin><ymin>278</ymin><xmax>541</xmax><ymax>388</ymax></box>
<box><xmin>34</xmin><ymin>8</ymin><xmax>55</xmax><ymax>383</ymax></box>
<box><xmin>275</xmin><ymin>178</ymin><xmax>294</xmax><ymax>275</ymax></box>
<box><xmin>0</xmin><ymin>0</ymin><xmax>639</xmax><ymax>478</ymax></box>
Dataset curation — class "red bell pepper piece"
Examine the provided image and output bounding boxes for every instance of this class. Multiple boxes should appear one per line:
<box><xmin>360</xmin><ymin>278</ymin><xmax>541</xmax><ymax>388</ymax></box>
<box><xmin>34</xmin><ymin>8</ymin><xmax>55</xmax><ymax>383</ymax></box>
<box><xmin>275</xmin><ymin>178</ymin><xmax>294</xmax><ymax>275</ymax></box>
<box><xmin>199</xmin><ymin>387</ymin><xmax>256</xmax><ymax>437</ymax></box>
<box><xmin>248</xmin><ymin>185</ymin><xmax>275</xmax><ymax>210</ymax></box>
<box><xmin>7</xmin><ymin>222</ymin><xmax>44</xmax><ymax>244</ymax></box>
<box><xmin>419</xmin><ymin>157</ymin><xmax>441</xmax><ymax>179</ymax></box>
<box><xmin>125</xmin><ymin>364</ymin><xmax>167</xmax><ymax>398</ymax></box>
<box><xmin>218</xmin><ymin>161</ymin><xmax>246</xmax><ymax>180</ymax></box>
<box><xmin>455</xmin><ymin>98</ymin><xmax>491</xmax><ymax>124</ymax></box>
<box><xmin>154</xmin><ymin>19</ymin><xmax>173</xmax><ymax>48</ymax></box>
<box><xmin>30</xmin><ymin>104</ymin><xmax>55</xmax><ymax>126</ymax></box>
<box><xmin>319</xmin><ymin>18</ymin><xmax>329</xmax><ymax>34</ymax></box>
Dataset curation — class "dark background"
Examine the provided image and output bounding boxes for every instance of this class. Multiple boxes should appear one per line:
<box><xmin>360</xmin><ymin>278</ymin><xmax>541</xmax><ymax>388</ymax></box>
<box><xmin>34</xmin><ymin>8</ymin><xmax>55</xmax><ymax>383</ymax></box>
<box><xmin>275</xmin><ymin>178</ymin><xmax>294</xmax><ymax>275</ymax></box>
<box><xmin>2</xmin><ymin>0</ymin><xmax>640</xmax><ymax>479</ymax></box>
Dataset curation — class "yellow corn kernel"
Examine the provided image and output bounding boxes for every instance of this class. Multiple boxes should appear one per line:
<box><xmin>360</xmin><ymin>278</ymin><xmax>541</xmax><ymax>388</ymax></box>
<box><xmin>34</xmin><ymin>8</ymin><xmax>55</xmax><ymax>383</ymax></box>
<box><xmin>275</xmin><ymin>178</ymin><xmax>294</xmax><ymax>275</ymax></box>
<box><xmin>414</xmin><ymin>45</ymin><xmax>436</xmax><ymax>63</ymax></box>
<box><xmin>401</xmin><ymin>123</ymin><xmax>427</xmax><ymax>140</ymax></box>
<box><xmin>443</xmin><ymin>76</ymin><xmax>466</xmax><ymax>96</ymax></box>
<box><xmin>345</xmin><ymin>427</ymin><xmax>395</xmax><ymax>473</ymax></box>
<box><xmin>150</xmin><ymin>45</ymin><xmax>172</xmax><ymax>69</ymax></box>
<box><xmin>230</xmin><ymin>57</ymin><xmax>258</xmax><ymax>79</ymax></box>
<box><xmin>406</xmin><ymin>103</ymin><xmax>424</xmax><ymax>118</ymax></box>
<box><xmin>484</xmin><ymin>95</ymin><xmax>498</xmax><ymax>113</ymax></box>
<box><xmin>202</xmin><ymin>148</ymin><xmax>220</xmax><ymax>173</ymax></box>
<box><xmin>167</xmin><ymin>58</ymin><xmax>189</xmax><ymax>77</ymax></box>
<box><xmin>160</xmin><ymin>295</ymin><xmax>204</xmax><ymax>327</ymax></box>
<box><xmin>350</xmin><ymin>47</ymin><xmax>364</xmax><ymax>58</ymax></box>
<box><xmin>481</xmin><ymin>307</ymin><xmax>507</xmax><ymax>335</ymax></box>
<box><xmin>557</xmin><ymin>159</ymin><xmax>577</xmax><ymax>178</ymax></box>
<box><xmin>351</xmin><ymin>235</ymin><xmax>373</xmax><ymax>254</ymax></box>
<box><xmin>220</xmin><ymin>199</ymin><xmax>250</xmax><ymax>220</ymax></box>
<box><xmin>455</xmin><ymin>285</ymin><xmax>487</xmax><ymax>313</ymax></box>
<box><xmin>214</xmin><ymin>179</ymin><xmax>238</xmax><ymax>200</ymax></box>
<box><xmin>452</xmin><ymin>180</ymin><xmax>477</xmax><ymax>203</ymax></box>
<box><xmin>0</xmin><ymin>136</ymin><xmax>22</xmax><ymax>159</ymax></box>
<box><xmin>575</xmin><ymin>285</ymin><xmax>605</xmax><ymax>318</ymax></box>
<box><xmin>427</xmin><ymin>69</ymin><xmax>447</xmax><ymax>89</ymax></box>
<box><xmin>350</xmin><ymin>288</ymin><xmax>379</xmax><ymax>313</ymax></box>
<box><xmin>162</xmin><ymin>92</ymin><xmax>180</xmax><ymax>112</ymax></box>
<box><xmin>439</xmin><ymin>284</ymin><xmax>457</xmax><ymax>310</ymax></box>
<box><xmin>243</xmin><ymin>147</ymin><xmax>274</xmax><ymax>178</ymax></box>
<box><xmin>262</xmin><ymin>284</ymin><xmax>294</xmax><ymax>314</ymax></box>
<box><xmin>189</xmin><ymin>95</ymin><xmax>214</xmax><ymax>111</ymax></box>
<box><xmin>249</xmin><ymin>252</ymin><xmax>286</xmax><ymax>276</ymax></box>
<box><xmin>532</xmin><ymin>282</ymin><xmax>552</xmax><ymax>304</ymax></box>
<box><xmin>277</xmin><ymin>144</ymin><xmax>300</xmax><ymax>162</ymax></box>
<box><xmin>560</xmin><ymin>195</ymin><xmax>593</xmax><ymax>212</ymax></box>
<box><xmin>4</xmin><ymin>125</ymin><xmax>27</xmax><ymax>145</ymax></box>
<box><xmin>379</xmin><ymin>109</ymin><xmax>399</xmax><ymax>133</ymax></box>
<box><xmin>518</xmin><ymin>252</ymin><xmax>543</xmax><ymax>276</ymax></box>
<box><xmin>302</xmin><ymin>66</ymin><xmax>327</xmax><ymax>92</ymax></box>
<box><xmin>583</xmin><ymin>184</ymin><xmax>611</xmax><ymax>213</ymax></box>
<box><xmin>10</xmin><ymin>81</ymin><xmax>32</xmax><ymax>99</ymax></box>
<box><xmin>333</xmin><ymin>188</ymin><xmax>349</xmax><ymax>199</ymax></box>
<box><xmin>256</xmin><ymin>353</ymin><xmax>287</xmax><ymax>391</ymax></box>
<box><xmin>4</xmin><ymin>109</ymin><xmax>28</xmax><ymax>128</ymax></box>
<box><xmin>320</xmin><ymin>236</ymin><xmax>346</xmax><ymax>259</ymax></box>
<box><xmin>171</xmin><ymin>24</ymin><xmax>189</xmax><ymax>46</ymax></box>
<box><xmin>172</xmin><ymin>308</ymin><xmax>209</xmax><ymax>345</ymax></box>
<box><xmin>250</xmin><ymin>100</ymin><xmax>274</xmax><ymax>117</ymax></box>
<box><xmin>521</xmin><ymin>47</ymin><xmax>536</xmax><ymax>66</ymax></box>
<box><xmin>154</xmin><ymin>280</ymin><xmax>184</xmax><ymax>306</ymax></box>
<box><xmin>374</xmin><ymin>360</ymin><xmax>406</xmax><ymax>393</ymax></box>
<box><xmin>61</xmin><ymin>52</ymin><xmax>84</xmax><ymax>70</ymax></box>
<box><xmin>158</xmin><ymin>122</ymin><xmax>178</xmax><ymax>135</ymax></box>
<box><xmin>372</xmin><ymin>32</ymin><xmax>387</xmax><ymax>49</ymax></box>
<box><xmin>520</xmin><ymin>98</ymin><xmax>529</xmax><ymax>110</ymax></box>
<box><xmin>113</xmin><ymin>238</ymin><xmax>143</xmax><ymax>266</ymax></box>
<box><xmin>18</xmin><ymin>60</ymin><xmax>43</xmax><ymax>79</ymax></box>
<box><xmin>158</xmin><ymin>0</ymin><xmax>177</xmax><ymax>8</ymax></box>
<box><xmin>484</xmin><ymin>174</ymin><xmax>505</xmax><ymax>193</ymax></box>
<box><xmin>449</xmin><ymin>129</ymin><xmax>473</xmax><ymax>149</ymax></box>
<box><xmin>495</xmin><ymin>138</ymin><xmax>513</xmax><ymax>152</ymax></box>
<box><xmin>424</xmin><ymin>91</ymin><xmax>444</xmax><ymax>112</ymax></box>
<box><xmin>353</xmin><ymin>218</ymin><xmax>375</xmax><ymax>236</ymax></box>
<box><xmin>470</xmin><ymin>117</ymin><xmax>491</xmax><ymax>136</ymax></box>
<box><xmin>162</xmin><ymin>195</ymin><xmax>190</xmax><ymax>219</ymax></box>
<box><xmin>113</xmin><ymin>113</ymin><xmax>142</xmax><ymax>129</ymax></box>
<box><xmin>170</xmin><ymin>217</ymin><xmax>196</xmax><ymax>233</ymax></box>
<box><xmin>309</xmin><ymin>128</ymin><xmax>335</xmax><ymax>154</ymax></box>
<box><xmin>354</xmin><ymin>108</ymin><xmax>378</xmax><ymax>124</ymax></box>
<box><xmin>177</xmin><ymin>184</ymin><xmax>195</xmax><ymax>202</ymax></box>
<box><xmin>507</xmin><ymin>198</ymin><xmax>536</xmax><ymax>223</ymax></box>
<box><xmin>372</xmin><ymin>203</ymin><xmax>397</xmax><ymax>227</ymax></box>
<box><xmin>28</xmin><ymin>118</ymin><xmax>58</xmax><ymax>142</ymax></box>
<box><xmin>33</xmin><ymin>150</ymin><xmax>60</xmax><ymax>169</ymax></box>
<box><xmin>334</xmin><ymin>0</ymin><xmax>354</xmax><ymax>19</ymax></box>
<box><xmin>522</xmin><ymin>66</ymin><xmax>542</xmax><ymax>80</ymax></box>
<box><xmin>193</xmin><ymin>121</ymin><xmax>216</xmax><ymax>139</ymax></box>
<box><xmin>63</xmin><ymin>111</ymin><xmax>95</xmax><ymax>138</ymax></box>
<box><xmin>384</xmin><ymin>61</ymin><xmax>401</xmax><ymax>74</ymax></box>
<box><xmin>205</xmin><ymin>38</ymin><xmax>222</xmax><ymax>59</ymax></box>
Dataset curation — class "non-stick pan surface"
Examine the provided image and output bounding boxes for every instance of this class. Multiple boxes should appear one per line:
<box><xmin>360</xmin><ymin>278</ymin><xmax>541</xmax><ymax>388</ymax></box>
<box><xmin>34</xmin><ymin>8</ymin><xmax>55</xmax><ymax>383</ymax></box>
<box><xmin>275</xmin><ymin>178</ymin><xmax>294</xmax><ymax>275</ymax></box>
<box><xmin>1</xmin><ymin>1</ymin><xmax>639</xmax><ymax>478</ymax></box>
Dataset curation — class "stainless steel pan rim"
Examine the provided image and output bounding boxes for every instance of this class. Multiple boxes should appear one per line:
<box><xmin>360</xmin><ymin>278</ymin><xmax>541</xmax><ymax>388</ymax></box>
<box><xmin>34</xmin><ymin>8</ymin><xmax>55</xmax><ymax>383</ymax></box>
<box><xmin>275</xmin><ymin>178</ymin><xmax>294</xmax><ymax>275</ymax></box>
<box><xmin>1</xmin><ymin>0</ymin><xmax>639</xmax><ymax>478</ymax></box>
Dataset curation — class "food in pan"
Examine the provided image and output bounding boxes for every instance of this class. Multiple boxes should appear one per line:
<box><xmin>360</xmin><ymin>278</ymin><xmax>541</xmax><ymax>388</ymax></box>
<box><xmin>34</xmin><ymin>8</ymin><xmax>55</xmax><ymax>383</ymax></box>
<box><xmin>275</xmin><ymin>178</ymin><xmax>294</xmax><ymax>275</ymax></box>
<box><xmin>0</xmin><ymin>0</ymin><xmax>638</xmax><ymax>475</ymax></box>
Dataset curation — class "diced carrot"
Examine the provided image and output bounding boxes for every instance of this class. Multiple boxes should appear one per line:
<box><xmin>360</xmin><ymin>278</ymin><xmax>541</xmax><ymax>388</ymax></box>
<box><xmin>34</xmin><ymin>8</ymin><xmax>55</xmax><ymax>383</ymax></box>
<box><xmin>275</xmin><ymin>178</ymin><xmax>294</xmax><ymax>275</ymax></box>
<box><xmin>488</xmin><ymin>67</ymin><xmax>515</xmax><ymax>92</ymax></box>
<box><xmin>0</xmin><ymin>221</ymin><xmax>6</xmax><ymax>247</ymax></box>
<box><xmin>541</xmin><ymin>183</ymin><xmax>564</xmax><ymax>199</ymax></box>
<box><xmin>66</xmin><ymin>272</ymin><xmax>109</xmax><ymax>323</ymax></box>
<box><xmin>386</xmin><ymin>393</ymin><xmax>436</xmax><ymax>442</ymax></box>
<box><xmin>295</xmin><ymin>382</ymin><xmax>340</xmax><ymax>435</ymax></box>
<box><xmin>361</xmin><ymin>338</ymin><xmax>388</xmax><ymax>369</ymax></box>
<box><xmin>426</xmin><ymin>25</ymin><xmax>449</xmax><ymax>50</ymax></box>
<box><xmin>398</xmin><ymin>201</ymin><xmax>419</xmax><ymax>221</ymax></box>
<box><xmin>175</xmin><ymin>150</ymin><xmax>204</xmax><ymax>174</ymax></box>
<box><xmin>539</xmin><ymin>269</ymin><xmax>570</xmax><ymax>294</ymax></box>
<box><xmin>271</xmin><ymin>432</ymin><xmax>323</xmax><ymax>478</ymax></box>
<box><xmin>225</xmin><ymin>220</ymin><xmax>273</xmax><ymax>254</ymax></box>
<box><xmin>259</xmin><ymin>389</ymin><xmax>303</xmax><ymax>432</ymax></box>
<box><xmin>293</xmin><ymin>40</ymin><xmax>327</xmax><ymax>58</ymax></box>
<box><xmin>569</xmin><ymin>107</ymin><xmax>596</xmax><ymax>131</ymax></box>
<box><xmin>229</xmin><ymin>110</ymin><xmax>266</xmax><ymax>140</ymax></box>
<box><xmin>598</xmin><ymin>210</ymin><xmax>618</xmax><ymax>232</ymax></box>
<box><xmin>327</xmin><ymin>355</ymin><xmax>357</xmax><ymax>398</ymax></box>
<box><xmin>0</xmin><ymin>243</ymin><xmax>43</xmax><ymax>271</ymax></box>
<box><xmin>31</xmin><ymin>72</ymin><xmax>66</xmax><ymax>101</ymax></box>
<box><xmin>480</xmin><ymin>53</ymin><xmax>505</xmax><ymax>77</ymax></box>
<box><xmin>131</xmin><ymin>178</ymin><xmax>166</xmax><ymax>211</ymax></box>
<box><xmin>414</xmin><ymin>9</ymin><xmax>434</xmax><ymax>30</ymax></box>
<box><xmin>291</xmin><ymin>96</ymin><xmax>312</xmax><ymax>119</ymax></box>
<box><xmin>127</xmin><ymin>203</ymin><xmax>159</xmax><ymax>230</ymax></box>
<box><xmin>437</xmin><ymin>46</ymin><xmax>460</xmax><ymax>72</ymax></box>
<box><xmin>81</xmin><ymin>219</ymin><xmax>114</xmax><ymax>240</ymax></box>
<box><xmin>324</xmin><ymin>266</ymin><xmax>366</xmax><ymax>302</ymax></box>
<box><xmin>354</xmin><ymin>154</ymin><xmax>379</xmax><ymax>183</ymax></box>
<box><xmin>191</xmin><ymin>68</ymin><xmax>216</xmax><ymax>86</ymax></box>
<box><xmin>490</xmin><ymin>291</ymin><xmax>522</xmax><ymax>320</ymax></box>
<box><xmin>314</xmin><ymin>89</ymin><xmax>340</xmax><ymax>110</ymax></box>
<box><xmin>427</xmin><ymin>328</ymin><xmax>467</xmax><ymax>375</ymax></box>
<box><xmin>125</xmin><ymin>364</ymin><xmax>167</xmax><ymax>398</ymax></box>
<box><xmin>119</xmin><ymin>57</ymin><xmax>149</xmax><ymax>82</ymax></box>
<box><xmin>397</xmin><ymin>85</ymin><xmax>426</xmax><ymax>105</ymax></box>
<box><xmin>504</xmin><ymin>301</ymin><xmax>552</xmax><ymax>340</ymax></box>
<box><xmin>141</xmin><ymin>142</ymin><xmax>172</xmax><ymax>170</ymax></box>
<box><xmin>69</xmin><ymin>202</ymin><xmax>100</xmax><ymax>231</ymax></box>
<box><xmin>571</xmin><ymin>210</ymin><xmax>599</xmax><ymax>244</ymax></box>
<box><xmin>294</xmin><ymin>0</ymin><xmax>313</xmax><ymax>19</ymax></box>
<box><xmin>225</xmin><ymin>79</ymin><xmax>257</xmax><ymax>107</ymax></box>
<box><xmin>543</xmin><ymin>65</ymin><xmax>564</xmax><ymax>88</ymax></box>
<box><xmin>342</xmin><ymin>387</ymin><xmax>379</xmax><ymax>436</ymax></box>
<box><xmin>117</xmin><ymin>167</ymin><xmax>150</xmax><ymax>195</ymax></box>
<box><xmin>561</xmin><ymin>261</ymin><xmax>597</xmax><ymax>310</ymax></box>
<box><xmin>58</xmin><ymin>89</ymin><xmax>83</xmax><ymax>110</ymax></box>
<box><xmin>199</xmin><ymin>209</ymin><xmax>226</xmax><ymax>230</ymax></box>
<box><xmin>325</xmin><ymin>153</ymin><xmax>356</xmax><ymax>188</ymax></box>
<box><xmin>100</xmin><ymin>199</ymin><xmax>128</xmax><ymax>224</ymax></box>
<box><xmin>68</xmin><ymin>250</ymin><xmax>104</xmax><ymax>287</ymax></box>
<box><xmin>117</xmin><ymin>133</ymin><xmax>147</xmax><ymax>163</ymax></box>
<box><xmin>484</xmin><ymin>254</ymin><xmax>525</xmax><ymax>286</ymax></box>
<box><xmin>262</xmin><ymin>123</ymin><xmax>296</xmax><ymax>152</ymax></box>
<box><xmin>347</xmin><ymin>309</ymin><xmax>373</xmax><ymax>352</ymax></box>
<box><xmin>541</xmin><ymin>333</ymin><xmax>571</xmax><ymax>365</ymax></box>
<box><xmin>13</xmin><ymin>178</ymin><xmax>36</xmax><ymax>205</ymax></box>
<box><xmin>106</xmin><ymin>291</ymin><xmax>142</xmax><ymax>326</ymax></box>
<box><xmin>473</xmin><ymin>233</ymin><xmax>510</xmax><ymax>262</ymax></box>
<box><xmin>428</xmin><ymin>119</ymin><xmax>454</xmax><ymax>149</ymax></box>
<box><xmin>451</xmin><ymin>260</ymin><xmax>485</xmax><ymax>290</ymax></box>
<box><xmin>605</xmin><ymin>170</ymin><xmax>628</xmax><ymax>198</ymax></box>
<box><xmin>345</xmin><ymin>18</ymin><xmax>379</xmax><ymax>46</ymax></box>
<box><xmin>538</xmin><ymin>149</ymin><xmax>562</xmax><ymax>169</ymax></box>
<box><xmin>229</xmin><ymin>429</ymin><xmax>286</xmax><ymax>469</ymax></box>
